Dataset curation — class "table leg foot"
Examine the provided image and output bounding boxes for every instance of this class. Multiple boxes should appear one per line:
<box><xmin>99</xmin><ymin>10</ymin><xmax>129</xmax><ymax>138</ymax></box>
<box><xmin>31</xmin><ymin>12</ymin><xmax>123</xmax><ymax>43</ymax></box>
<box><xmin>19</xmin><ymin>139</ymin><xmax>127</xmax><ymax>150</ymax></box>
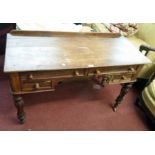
<box><xmin>112</xmin><ymin>83</ymin><xmax>133</xmax><ymax>111</ymax></box>
<box><xmin>18</xmin><ymin>115</ymin><xmax>26</xmax><ymax>124</ymax></box>
<box><xmin>113</xmin><ymin>106</ymin><xmax>117</xmax><ymax>112</ymax></box>
<box><xmin>14</xmin><ymin>95</ymin><xmax>26</xmax><ymax>124</ymax></box>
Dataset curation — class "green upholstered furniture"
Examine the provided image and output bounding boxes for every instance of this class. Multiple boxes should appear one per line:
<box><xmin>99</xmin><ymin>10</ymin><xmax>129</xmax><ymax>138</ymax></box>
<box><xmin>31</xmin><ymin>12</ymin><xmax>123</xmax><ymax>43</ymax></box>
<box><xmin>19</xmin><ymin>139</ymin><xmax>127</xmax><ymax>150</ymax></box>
<box><xmin>136</xmin><ymin>45</ymin><xmax>155</xmax><ymax>127</ymax></box>
<box><xmin>142</xmin><ymin>81</ymin><xmax>155</xmax><ymax>116</ymax></box>
<box><xmin>128</xmin><ymin>24</ymin><xmax>155</xmax><ymax>79</ymax></box>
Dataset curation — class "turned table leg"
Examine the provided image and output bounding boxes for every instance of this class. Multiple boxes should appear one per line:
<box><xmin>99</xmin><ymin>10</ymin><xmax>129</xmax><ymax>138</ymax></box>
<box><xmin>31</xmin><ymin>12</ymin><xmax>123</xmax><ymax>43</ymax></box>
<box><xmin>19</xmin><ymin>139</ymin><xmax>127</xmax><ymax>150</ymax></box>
<box><xmin>113</xmin><ymin>83</ymin><xmax>133</xmax><ymax>112</ymax></box>
<box><xmin>13</xmin><ymin>95</ymin><xmax>26</xmax><ymax>124</ymax></box>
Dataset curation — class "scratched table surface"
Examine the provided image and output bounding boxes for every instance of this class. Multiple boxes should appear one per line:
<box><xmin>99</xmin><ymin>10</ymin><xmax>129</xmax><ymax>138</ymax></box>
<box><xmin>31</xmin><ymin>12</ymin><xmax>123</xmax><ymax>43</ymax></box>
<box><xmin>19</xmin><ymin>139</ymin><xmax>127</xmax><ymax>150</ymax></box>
<box><xmin>4</xmin><ymin>31</ymin><xmax>151</xmax><ymax>72</ymax></box>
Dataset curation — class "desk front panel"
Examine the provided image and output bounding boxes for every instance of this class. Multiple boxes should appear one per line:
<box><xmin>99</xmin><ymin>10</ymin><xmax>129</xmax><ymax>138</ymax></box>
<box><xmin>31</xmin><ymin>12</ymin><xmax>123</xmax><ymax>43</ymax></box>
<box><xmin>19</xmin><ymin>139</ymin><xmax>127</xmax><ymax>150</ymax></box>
<box><xmin>9</xmin><ymin>65</ymin><xmax>141</xmax><ymax>94</ymax></box>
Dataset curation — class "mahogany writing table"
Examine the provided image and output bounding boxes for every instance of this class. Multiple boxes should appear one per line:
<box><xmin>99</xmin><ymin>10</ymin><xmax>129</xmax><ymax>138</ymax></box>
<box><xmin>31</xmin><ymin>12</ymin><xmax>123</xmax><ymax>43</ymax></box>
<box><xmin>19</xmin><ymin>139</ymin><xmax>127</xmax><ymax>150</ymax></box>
<box><xmin>4</xmin><ymin>30</ymin><xmax>151</xmax><ymax>124</ymax></box>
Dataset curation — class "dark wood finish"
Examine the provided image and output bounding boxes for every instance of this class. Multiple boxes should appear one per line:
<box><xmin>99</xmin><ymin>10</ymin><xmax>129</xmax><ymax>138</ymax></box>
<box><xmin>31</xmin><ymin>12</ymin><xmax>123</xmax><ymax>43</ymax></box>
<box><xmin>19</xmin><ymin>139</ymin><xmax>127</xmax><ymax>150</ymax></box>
<box><xmin>4</xmin><ymin>31</ymin><xmax>151</xmax><ymax>123</ymax></box>
<box><xmin>13</xmin><ymin>95</ymin><xmax>25</xmax><ymax>124</ymax></box>
<box><xmin>9</xmin><ymin>67</ymin><xmax>137</xmax><ymax>94</ymax></box>
<box><xmin>9</xmin><ymin>73</ymin><xmax>21</xmax><ymax>92</ymax></box>
<box><xmin>4</xmin><ymin>31</ymin><xmax>150</xmax><ymax>72</ymax></box>
<box><xmin>140</xmin><ymin>44</ymin><xmax>155</xmax><ymax>56</ymax></box>
<box><xmin>10</xmin><ymin>30</ymin><xmax>121</xmax><ymax>37</ymax></box>
<box><xmin>113</xmin><ymin>83</ymin><xmax>133</xmax><ymax>111</ymax></box>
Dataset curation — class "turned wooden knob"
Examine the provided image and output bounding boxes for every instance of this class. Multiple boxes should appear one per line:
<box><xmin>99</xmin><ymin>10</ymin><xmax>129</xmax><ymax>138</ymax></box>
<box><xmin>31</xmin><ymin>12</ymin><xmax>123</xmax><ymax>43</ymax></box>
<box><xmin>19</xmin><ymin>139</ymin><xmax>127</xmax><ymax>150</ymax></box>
<box><xmin>101</xmin><ymin>76</ymin><xmax>110</xmax><ymax>86</ymax></box>
<box><xmin>96</xmin><ymin>69</ymin><xmax>101</xmax><ymax>75</ymax></box>
<box><xmin>29</xmin><ymin>74</ymin><xmax>33</xmax><ymax>79</ymax></box>
<box><xmin>75</xmin><ymin>71</ymin><xmax>80</xmax><ymax>76</ymax></box>
<box><xmin>103</xmin><ymin>76</ymin><xmax>109</xmax><ymax>81</ymax></box>
<box><xmin>121</xmin><ymin>75</ymin><xmax>127</xmax><ymax>80</ymax></box>
<box><xmin>128</xmin><ymin>67</ymin><xmax>135</xmax><ymax>72</ymax></box>
<box><xmin>35</xmin><ymin>83</ymin><xmax>40</xmax><ymax>89</ymax></box>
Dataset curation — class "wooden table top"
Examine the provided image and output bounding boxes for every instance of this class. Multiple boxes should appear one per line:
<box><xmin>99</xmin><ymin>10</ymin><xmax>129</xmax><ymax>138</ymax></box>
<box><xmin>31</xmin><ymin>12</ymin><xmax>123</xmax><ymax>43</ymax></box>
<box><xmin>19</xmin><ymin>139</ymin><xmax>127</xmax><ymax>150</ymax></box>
<box><xmin>4</xmin><ymin>31</ymin><xmax>151</xmax><ymax>72</ymax></box>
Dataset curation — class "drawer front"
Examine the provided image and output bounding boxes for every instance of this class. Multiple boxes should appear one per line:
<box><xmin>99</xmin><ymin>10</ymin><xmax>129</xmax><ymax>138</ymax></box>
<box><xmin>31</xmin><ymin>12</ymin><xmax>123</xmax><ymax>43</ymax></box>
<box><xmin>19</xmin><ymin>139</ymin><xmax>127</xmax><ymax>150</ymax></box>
<box><xmin>18</xmin><ymin>65</ymin><xmax>138</xmax><ymax>92</ymax></box>
<box><xmin>21</xmin><ymin>80</ymin><xmax>54</xmax><ymax>91</ymax></box>
<box><xmin>87</xmin><ymin>65</ymin><xmax>137</xmax><ymax>77</ymax></box>
<box><xmin>20</xmin><ymin>69</ymin><xmax>87</xmax><ymax>82</ymax></box>
<box><xmin>109</xmin><ymin>73</ymin><xmax>135</xmax><ymax>84</ymax></box>
<box><xmin>87</xmin><ymin>65</ymin><xmax>137</xmax><ymax>85</ymax></box>
<box><xmin>93</xmin><ymin>73</ymin><xmax>136</xmax><ymax>85</ymax></box>
<box><xmin>20</xmin><ymin>69</ymin><xmax>86</xmax><ymax>92</ymax></box>
<box><xmin>20</xmin><ymin>65</ymin><xmax>137</xmax><ymax>81</ymax></box>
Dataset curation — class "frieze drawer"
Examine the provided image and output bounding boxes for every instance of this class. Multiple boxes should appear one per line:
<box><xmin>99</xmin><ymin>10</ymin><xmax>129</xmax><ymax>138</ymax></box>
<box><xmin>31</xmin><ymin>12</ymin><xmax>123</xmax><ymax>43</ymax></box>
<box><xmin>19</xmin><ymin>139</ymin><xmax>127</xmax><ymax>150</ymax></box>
<box><xmin>20</xmin><ymin>69</ymin><xmax>87</xmax><ymax>82</ymax></box>
<box><xmin>21</xmin><ymin>80</ymin><xmax>55</xmax><ymax>91</ymax></box>
<box><xmin>87</xmin><ymin>65</ymin><xmax>137</xmax><ymax>77</ymax></box>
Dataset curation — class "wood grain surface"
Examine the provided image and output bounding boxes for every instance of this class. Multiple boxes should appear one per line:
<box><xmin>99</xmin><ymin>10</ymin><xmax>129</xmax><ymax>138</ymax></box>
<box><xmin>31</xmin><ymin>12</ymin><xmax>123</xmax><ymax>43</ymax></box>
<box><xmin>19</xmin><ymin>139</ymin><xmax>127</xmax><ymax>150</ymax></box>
<box><xmin>4</xmin><ymin>31</ymin><xmax>151</xmax><ymax>72</ymax></box>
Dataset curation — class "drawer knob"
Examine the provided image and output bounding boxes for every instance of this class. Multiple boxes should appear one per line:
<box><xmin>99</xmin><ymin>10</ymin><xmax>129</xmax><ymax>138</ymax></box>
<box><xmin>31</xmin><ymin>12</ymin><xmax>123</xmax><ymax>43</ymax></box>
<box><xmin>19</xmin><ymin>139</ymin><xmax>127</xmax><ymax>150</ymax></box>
<box><xmin>75</xmin><ymin>71</ymin><xmax>80</xmax><ymax>76</ymax></box>
<box><xmin>29</xmin><ymin>74</ymin><xmax>33</xmax><ymax>79</ymax></box>
<box><xmin>121</xmin><ymin>75</ymin><xmax>127</xmax><ymax>80</ymax></box>
<box><xmin>35</xmin><ymin>83</ymin><xmax>40</xmax><ymax>89</ymax></box>
<box><xmin>96</xmin><ymin>69</ymin><xmax>101</xmax><ymax>75</ymax></box>
<box><xmin>101</xmin><ymin>76</ymin><xmax>110</xmax><ymax>86</ymax></box>
<box><xmin>128</xmin><ymin>67</ymin><xmax>135</xmax><ymax>72</ymax></box>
